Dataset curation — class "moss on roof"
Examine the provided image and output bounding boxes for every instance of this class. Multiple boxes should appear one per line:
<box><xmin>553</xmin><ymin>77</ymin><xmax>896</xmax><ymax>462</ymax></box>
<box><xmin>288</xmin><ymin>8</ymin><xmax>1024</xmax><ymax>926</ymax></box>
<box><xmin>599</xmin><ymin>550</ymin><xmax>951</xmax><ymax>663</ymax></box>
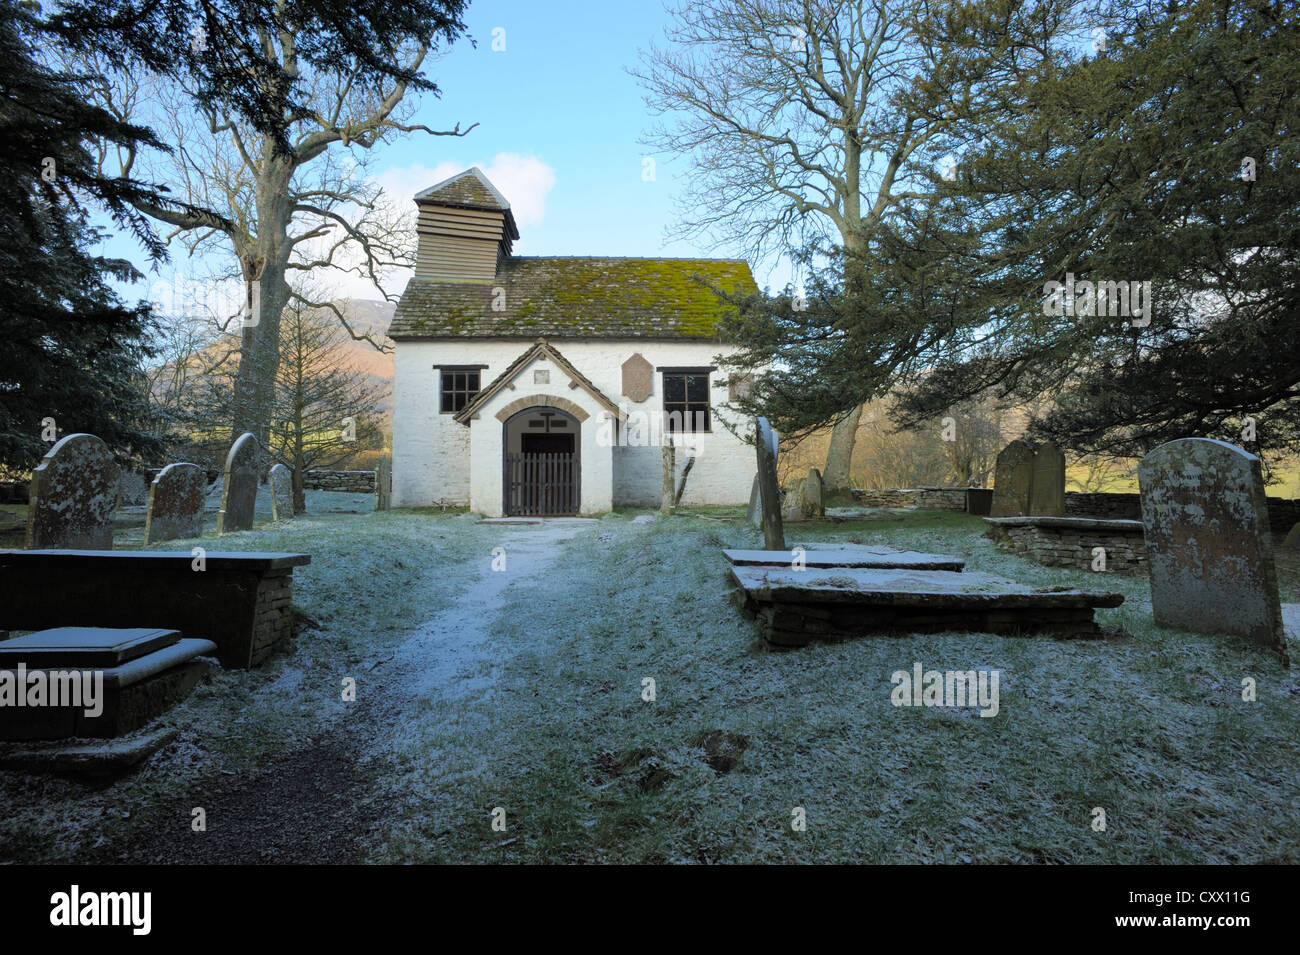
<box><xmin>389</xmin><ymin>256</ymin><xmax>757</xmax><ymax>341</ymax></box>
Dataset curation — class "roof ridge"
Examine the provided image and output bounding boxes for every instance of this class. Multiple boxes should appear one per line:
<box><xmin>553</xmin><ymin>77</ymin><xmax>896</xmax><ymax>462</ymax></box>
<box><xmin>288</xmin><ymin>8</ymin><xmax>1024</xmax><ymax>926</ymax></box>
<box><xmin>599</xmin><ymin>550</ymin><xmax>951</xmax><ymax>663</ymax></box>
<box><xmin>504</xmin><ymin>255</ymin><xmax>749</xmax><ymax>263</ymax></box>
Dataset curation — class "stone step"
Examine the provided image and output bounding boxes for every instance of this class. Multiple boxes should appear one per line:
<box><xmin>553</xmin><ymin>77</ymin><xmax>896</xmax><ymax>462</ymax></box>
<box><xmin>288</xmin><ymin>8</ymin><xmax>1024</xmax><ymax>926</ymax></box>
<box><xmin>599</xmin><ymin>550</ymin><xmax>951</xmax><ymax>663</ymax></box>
<box><xmin>0</xmin><ymin>627</ymin><xmax>180</xmax><ymax>668</ymax></box>
<box><xmin>0</xmin><ymin>636</ymin><xmax>218</xmax><ymax>740</ymax></box>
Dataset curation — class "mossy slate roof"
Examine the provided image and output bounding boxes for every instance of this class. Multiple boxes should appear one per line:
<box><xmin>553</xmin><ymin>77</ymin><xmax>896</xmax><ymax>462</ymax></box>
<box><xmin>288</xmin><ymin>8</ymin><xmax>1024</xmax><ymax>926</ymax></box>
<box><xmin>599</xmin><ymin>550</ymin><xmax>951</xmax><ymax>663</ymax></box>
<box><xmin>388</xmin><ymin>256</ymin><xmax>757</xmax><ymax>340</ymax></box>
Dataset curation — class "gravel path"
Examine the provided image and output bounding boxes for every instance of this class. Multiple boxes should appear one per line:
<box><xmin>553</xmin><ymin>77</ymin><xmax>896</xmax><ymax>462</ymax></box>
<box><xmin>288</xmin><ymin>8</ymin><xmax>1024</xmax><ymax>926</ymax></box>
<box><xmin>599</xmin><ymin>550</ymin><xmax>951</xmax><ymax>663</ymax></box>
<box><xmin>84</xmin><ymin>519</ymin><xmax>596</xmax><ymax>864</ymax></box>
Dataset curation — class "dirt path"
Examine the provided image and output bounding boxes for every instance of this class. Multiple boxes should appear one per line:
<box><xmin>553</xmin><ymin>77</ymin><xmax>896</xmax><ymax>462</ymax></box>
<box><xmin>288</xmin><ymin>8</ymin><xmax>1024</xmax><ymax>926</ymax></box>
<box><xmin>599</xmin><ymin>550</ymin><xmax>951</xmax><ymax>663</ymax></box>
<box><xmin>83</xmin><ymin>520</ymin><xmax>596</xmax><ymax>864</ymax></box>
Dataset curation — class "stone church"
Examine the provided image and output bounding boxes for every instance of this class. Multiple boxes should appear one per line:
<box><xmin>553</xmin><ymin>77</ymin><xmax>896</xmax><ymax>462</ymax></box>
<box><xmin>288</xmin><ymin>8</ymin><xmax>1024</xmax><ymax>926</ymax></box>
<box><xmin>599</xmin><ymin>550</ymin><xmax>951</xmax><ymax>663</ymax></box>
<box><xmin>388</xmin><ymin>167</ymin><xmax>760</xmax><ymax>516</ymax></box>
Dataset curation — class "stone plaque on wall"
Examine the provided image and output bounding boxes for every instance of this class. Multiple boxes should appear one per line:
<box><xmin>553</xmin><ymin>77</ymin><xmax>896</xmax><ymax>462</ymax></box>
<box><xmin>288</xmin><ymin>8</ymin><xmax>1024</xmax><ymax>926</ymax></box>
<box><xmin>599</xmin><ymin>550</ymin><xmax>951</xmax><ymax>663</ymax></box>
<box><xmin>621</xmin><ymin>353</ymin><xmax>654</xmax><ymax>403</ymax></box>
<box><xmin>728</xmin><ymin>372</ymin><xmax>754</xmax><ymax>402</ymax></box>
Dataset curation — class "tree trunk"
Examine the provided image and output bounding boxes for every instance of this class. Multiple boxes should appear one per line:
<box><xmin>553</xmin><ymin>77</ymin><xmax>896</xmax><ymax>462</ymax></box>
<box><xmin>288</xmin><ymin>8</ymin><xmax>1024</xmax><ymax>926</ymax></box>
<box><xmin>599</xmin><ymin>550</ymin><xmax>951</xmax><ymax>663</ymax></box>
<box><xmin>823</xmin><ymin>405</ymin><xmax>864</xmax><ymax>494</ymax></box>
<box><xmin>823</xmin><ymin>131</ymin><xmax>866</xmax><ymax>497</ymax></box>
<box><xmin>292</xmin><ymin>450</ymin><xmax>307</xmax><ymax>514</ymax></box>
<box><xmin>230</xmin><ymin>156</ymin><xmax>294</xmax><ymax>463</ymax></box>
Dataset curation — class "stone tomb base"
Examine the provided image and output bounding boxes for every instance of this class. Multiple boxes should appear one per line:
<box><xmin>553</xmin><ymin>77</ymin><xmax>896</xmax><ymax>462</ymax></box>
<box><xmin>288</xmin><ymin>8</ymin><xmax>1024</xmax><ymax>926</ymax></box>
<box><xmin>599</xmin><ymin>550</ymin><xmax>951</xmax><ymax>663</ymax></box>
<box><xmin>0</xmin><ymin>550</ymin><xmax>310</xmax><ymax>668</ymax></box>
<box><xmin>730</xmin><ymin>564</ymin><xmax>1123</xmax><ymax>648</ymax></box>
<box><xmin>983</xmin><ymin>516</ymin><xmax>1147</xmax><ymax>574</ymax></box>
<box><xmin>0</xmin><ymin>628</ymin><xmax>217</xmax><ymax>740</ymax></box>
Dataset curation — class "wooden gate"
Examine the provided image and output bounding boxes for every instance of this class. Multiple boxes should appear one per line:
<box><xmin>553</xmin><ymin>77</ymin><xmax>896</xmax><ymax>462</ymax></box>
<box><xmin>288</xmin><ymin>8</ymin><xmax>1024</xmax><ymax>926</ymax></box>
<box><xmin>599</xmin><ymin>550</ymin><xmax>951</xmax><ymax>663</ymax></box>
<box><xmin>503</xmin><ymin>452</ymin><xmax>579</xmax><ymax>516</ymax></box>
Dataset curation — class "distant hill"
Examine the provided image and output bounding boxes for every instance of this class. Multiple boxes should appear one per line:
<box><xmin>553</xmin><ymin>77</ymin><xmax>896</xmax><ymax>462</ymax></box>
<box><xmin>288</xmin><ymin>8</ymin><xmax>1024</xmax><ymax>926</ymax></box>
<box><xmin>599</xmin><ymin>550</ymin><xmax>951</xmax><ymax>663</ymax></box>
<box><xmin>331</xmin><ymin>299</ymin><xmax>396</xmax><ymax>383</ymax></box>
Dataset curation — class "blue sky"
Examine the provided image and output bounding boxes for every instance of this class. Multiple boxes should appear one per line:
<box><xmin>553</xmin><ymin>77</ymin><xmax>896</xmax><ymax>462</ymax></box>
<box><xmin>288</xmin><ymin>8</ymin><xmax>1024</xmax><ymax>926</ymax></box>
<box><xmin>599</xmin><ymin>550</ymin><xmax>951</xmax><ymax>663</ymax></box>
<box><xmin>108</xmin><ymin>0</ymin><xmax>797</xmax><ymax>313</ymax></box>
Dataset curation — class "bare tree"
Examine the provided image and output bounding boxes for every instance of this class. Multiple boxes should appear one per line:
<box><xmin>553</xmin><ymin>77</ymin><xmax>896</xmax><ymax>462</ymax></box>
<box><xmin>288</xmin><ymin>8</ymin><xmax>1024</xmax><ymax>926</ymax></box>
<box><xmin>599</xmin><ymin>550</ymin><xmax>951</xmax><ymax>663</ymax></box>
<box><xmin>635</xmin><ymin>0</ymin><xmax>1054</xmax><ymax>495</ymax></box>
<box><xmin>73</xmin><ymin>16</ymin><xmax>471</xmax><ymax>452</ymax></box>
<box><xmin>938</xmin><ymin>396</ymin><xmax>1006</xmax><ymax>487</ymax></box>
<box><xmin>271</xmin><ymin>287</ymin><xmax>387</xmax><ymax>512</ymax></box>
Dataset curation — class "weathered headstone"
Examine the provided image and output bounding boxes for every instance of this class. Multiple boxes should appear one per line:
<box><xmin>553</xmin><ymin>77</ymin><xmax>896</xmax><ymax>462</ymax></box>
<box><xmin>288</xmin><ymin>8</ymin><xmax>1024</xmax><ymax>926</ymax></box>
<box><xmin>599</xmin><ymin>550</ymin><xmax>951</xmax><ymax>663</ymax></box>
<box><xmin>755</xmin><ymin>417</ymin><xmax>785</xmax><ymax>550</ymax></box>
<box><xmin>802</xmin><ymin>467</ymin><xmax>824</xmax><ymax>518</ymax></box>
<box><xmin>375</xmin><ymin>456</ymin><xmax>392</xmax><ymax>511</ymax></box>
<box><xmin>270</xmin><ymin>464</ymin><xmax>294</xmax><ymax>522</ymax></box>
<box><xmin>144</xmin><ymin>463</ymin><xmax>206</xmax><ymax>544</ymax></box>
<box><xmin>746</xmin><ymin>474</ymin><xmax>761</xmax><ymax>528</ymax></box>
<box><xmin>784</xmin><ymin>481</ymin><xmax>806</xmax><ymax>524</ymax></box>
<box><xmin>1138</xmin><ymin>438</ymin><xmax>1287</xmax><ymax>660</ymax></box>
<box><xmin>118</xmin><ymin>469</ymin><xmax>149</xmax><ymax>506</ymax></box>
<box><xmin>26</xmin><ymin>433</ymin><xmax>120</xmax><ymax>550</ymax></box>
<box><xmin>1029</xmin><ymin>443</ymin><xmax>1066</xmax><ymax>516</ymax></box>
<box><xmin>1284</xmin><ymin>521</ymin><xmax>1300</xmax><ymax>551</ymax></box>
<box><xmin>990</xmin><ymin>439</ymin><xmax>1036</xmax><ymax>517</ymax></box>
<box><xmin>217</xmin><ymin>432</ymin><xmax>259</xmax><ymax>535</ymax></box>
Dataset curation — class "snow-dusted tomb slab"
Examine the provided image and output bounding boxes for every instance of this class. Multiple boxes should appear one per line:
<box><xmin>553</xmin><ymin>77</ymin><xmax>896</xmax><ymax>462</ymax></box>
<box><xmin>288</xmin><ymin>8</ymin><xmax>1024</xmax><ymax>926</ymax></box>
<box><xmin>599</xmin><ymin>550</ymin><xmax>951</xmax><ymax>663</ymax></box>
<box><xmin>725</xmin><ymin>545</ymin><xmax>965</xmax><ymax>572</ymax></box>
<box><xmin>0</xmin><ymin>628</ymin><xmax>217</xmax><ymax>740</ymax></box>
<box><xmin>731</xmin><ymin>565</ymin><xmax>1123</xmax><ymax>648</ymax></box>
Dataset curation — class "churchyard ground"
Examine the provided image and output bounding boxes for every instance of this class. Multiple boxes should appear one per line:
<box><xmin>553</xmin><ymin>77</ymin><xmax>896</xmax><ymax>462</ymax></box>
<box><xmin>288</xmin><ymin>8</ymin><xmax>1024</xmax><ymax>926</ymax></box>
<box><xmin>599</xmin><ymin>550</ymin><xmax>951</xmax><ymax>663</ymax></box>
<box><xmin>2</xmin><ymin>494</ymin><xmax>1297</xmax><ymax>864</ymax></box>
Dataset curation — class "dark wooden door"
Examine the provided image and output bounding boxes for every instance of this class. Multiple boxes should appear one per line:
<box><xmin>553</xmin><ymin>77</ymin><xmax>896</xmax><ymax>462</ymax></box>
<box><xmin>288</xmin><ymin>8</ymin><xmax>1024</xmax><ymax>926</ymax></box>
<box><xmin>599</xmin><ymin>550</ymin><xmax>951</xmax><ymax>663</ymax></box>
<box><xmin>503</xmin><ymin>451</ymin><xmax>578</xmax><ymax>516</ymax></box>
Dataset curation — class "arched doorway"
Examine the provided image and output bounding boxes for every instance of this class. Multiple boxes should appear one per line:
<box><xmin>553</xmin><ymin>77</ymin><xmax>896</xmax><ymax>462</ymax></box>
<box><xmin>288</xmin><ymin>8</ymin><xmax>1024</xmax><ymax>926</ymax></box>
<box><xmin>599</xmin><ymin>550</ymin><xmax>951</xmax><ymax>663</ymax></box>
<box><xmin>502</xmin><ymin>406</ymin><xmax>581</xmax><ymax>516</ymax></box>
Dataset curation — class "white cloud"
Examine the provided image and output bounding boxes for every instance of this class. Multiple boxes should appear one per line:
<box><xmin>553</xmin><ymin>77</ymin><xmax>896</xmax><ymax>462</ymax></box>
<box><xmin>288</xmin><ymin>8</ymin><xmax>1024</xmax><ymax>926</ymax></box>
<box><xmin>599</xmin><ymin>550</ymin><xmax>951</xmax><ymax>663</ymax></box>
<box><xmin>375</xmin><ymin>152</ymin><xmax>556</xmax><ymax>228</ymax></box>
<box><xmin>297</xmin><ymin>153</ymin><xmax>556</xmax><ymax>304</ymax></box>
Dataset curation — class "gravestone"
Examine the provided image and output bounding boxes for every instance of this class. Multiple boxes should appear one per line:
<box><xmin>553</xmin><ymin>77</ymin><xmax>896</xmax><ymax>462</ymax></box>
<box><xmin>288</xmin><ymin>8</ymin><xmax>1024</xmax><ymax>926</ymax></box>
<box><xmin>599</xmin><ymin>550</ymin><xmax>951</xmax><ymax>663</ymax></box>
<box><xmin>270</xmin><ymin>464</ymin><xmax>294</xmax><ymax>522</ymax></box>
<box><xmin>785</xmin><ymin>477</ymin><xmax>806</xmax><ymax>522</ymax></box>
<box><xmin>376</xmin><ymin>456</ymin><xmax>392</xmax><ymax>511</ymax></box>
<box><xmin>990</xmin><ymin>440</ymin><xmax>1036</xmax><ymax>517</ymax></box>
<box><xmin>118</xmin><ymin>469</ymin><xmax>149</xmax><ymax>506</ymax></box>
<box><xmin>144</xmin><ymin>463</ymin><xmax>206</xmax><ymax>544</ymax></box>
<box><xmin>1284</xmin><ymin>521</ymin><xmax>1300</xmax><ymax>551</ymax></box>
<box><xmin>1138</xmin><ymin>438</ymin><xmax>1287</xmax><ymax>659</ymax></box>
<box><xmin>26</xmin><ymin>433</ymin><xmax>120</xmax><ymax>550</ymax></box>
<box><xmin>746</xmin><ymin>474</ymin><xmax>761</xmax><ymax>528</ymax></box>
<box><xmin>755</xmin><ymin>417</ymin><xmax>785</xmax><ymax>550</ymax></box>
<box><xmin>217</xmin><ymin>432</ymin><xmax>259</xmax><ymax>535</ymax></box>
<box><xmin>1029</xmin><ymin>443</ymin><xmax>1066</xmax><ymax>516</ymax></box>
<box><xmin>802</xmin><ymin>468</ymin><xmax>824</xmax><ymax>518</ymax></box>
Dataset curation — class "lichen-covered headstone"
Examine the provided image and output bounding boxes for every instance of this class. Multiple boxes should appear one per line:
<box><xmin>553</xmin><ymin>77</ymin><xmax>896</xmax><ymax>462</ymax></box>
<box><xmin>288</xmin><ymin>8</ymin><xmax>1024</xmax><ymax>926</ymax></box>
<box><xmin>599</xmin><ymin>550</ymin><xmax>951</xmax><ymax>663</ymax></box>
<box><xmin>217</xmin><ymin>432</ymin><xmax>259</xmax><ymax>535</ymax></box>
<box><xmin>991</xmin><ymin>439</ymin><xmax>1036</xmax><ymax>517</ymax></box>
<box><xmin>270</xmin><ymin>464</ymin><xmax>294</xmax><ymax>522</ymax></box>
<box><xmin>1029</xmin><ymin>443</ymin><xmax>1066</xmax><ymax>516</ymax></box>
<box><xmin>144</xmin><ymin>463</ymin><xmax>206</xmax><ymax>544</ymax></box>
<box><xmin>802</xmin><ymin>467</ymin><xmax>825</xmax><ymax>518</ymax></box>
<box><xmin>755</xmin><ymin>417</ymin><xmax>785</xmax><ymax>550</ymax></box>
<box><xmin>375</xmin><ymin>456</ymin><xmax>392</xmax><ymax>511</ymax></box>
<box><xmin>26</xmin><ymin>433</ymin><xmax>120</xmax><ymax>549</ymax></box>
<box><xmin>1138</xmin><ymin>438</ymin><xmax>1287</xmax><ymax>660</ymax></box>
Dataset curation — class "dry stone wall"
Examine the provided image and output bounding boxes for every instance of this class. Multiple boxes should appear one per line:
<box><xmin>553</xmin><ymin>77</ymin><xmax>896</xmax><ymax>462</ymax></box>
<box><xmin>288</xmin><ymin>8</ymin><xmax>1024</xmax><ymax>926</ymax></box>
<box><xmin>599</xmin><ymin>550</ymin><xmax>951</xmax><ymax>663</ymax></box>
<box><xmin>302</xmin><ymin>470</ymin><xmax>377</xmax><ymax>493</ymax></box>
